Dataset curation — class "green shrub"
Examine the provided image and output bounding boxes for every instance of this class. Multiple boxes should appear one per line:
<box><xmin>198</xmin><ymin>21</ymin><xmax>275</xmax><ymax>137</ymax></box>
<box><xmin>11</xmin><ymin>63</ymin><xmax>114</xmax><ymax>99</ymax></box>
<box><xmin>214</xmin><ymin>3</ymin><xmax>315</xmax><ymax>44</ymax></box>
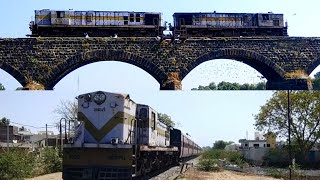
<box><xmin>40</xmin><ymin>148</ymin><xmax>62</xmax><ymax>174</ymax></box>
<box><xmin>198</xmin><ymin>158</ymin><xmax>222</xmax><ymax>172</ymax></box>
<box><xmin>0</xmin><ymin>148</ymin><xmax>37</xmax><ymax>180</ymax></box>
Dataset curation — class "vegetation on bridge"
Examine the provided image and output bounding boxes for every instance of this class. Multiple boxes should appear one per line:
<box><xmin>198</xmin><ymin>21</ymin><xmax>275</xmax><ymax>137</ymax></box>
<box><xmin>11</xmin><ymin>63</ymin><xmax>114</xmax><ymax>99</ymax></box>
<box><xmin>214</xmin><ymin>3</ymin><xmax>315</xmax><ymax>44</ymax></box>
<box><xmin>192</xmin><ymin>81</ymin><xmax>266</xmax><ymax>90</ymax></box>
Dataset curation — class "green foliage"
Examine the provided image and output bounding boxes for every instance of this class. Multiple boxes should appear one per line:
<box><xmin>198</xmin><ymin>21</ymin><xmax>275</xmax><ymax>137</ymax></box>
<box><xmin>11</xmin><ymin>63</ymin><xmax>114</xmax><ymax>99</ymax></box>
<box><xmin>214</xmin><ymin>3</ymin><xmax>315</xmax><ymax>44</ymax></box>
<box><xmin>201</xmin><ymin>149</ymin><xmax>247</xmax><ymax>167</ymax></box>
<box><xmin>0</xmin><ymin>148</ymin><xmax>37</xmax><ymax>180</ymax></box>
<box><xmin>213</xmin><ymin>140</ymin><xmax>233</xmax><ymax>149</ymax></box>
<box><xmin>314</xmin><ymin>71</ymin><xmax>320</xmax><ymax>78</ymax></box>
<box><xmin>158</xmin><ymin>113</ymin><xmax>175</xmax><ymax>127</ymax></box>
<box><xmin>198</xmin><ymin>158</ymin><xmax>222</xmax><ymax>172</ymax></box>
<box><xmin>0</xmin><ymin>83</ymin><xmax>5</xmax><ymax>90</ymax></box>
<box><xmin>312</xmin><ymin>78</ymin><xmax>320</xmax><ymax>90</ymax></box>
<box><xmin>254</xmin><ymin>91</ymin><xmax>320</xmax><ymax>160</ymax></box>
<box><xmin>192</xmin><ymin>81</ymin><xmax>266</xmax><ymax>90</ymax></box>
<box><xmin>41</xmin><ymin>148</ymin><xmax>62</xmax><ymax>174</ymax></box>
<box><xmin>0</xmin><ymin>117</ymin><xmax>10</xmax><ymax>125</ymax></box>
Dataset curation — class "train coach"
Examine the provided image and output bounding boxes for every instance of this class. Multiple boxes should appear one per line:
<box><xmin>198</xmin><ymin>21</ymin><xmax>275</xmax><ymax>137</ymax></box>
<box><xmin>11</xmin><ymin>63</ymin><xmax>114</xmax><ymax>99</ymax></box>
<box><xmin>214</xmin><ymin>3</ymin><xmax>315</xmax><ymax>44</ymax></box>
<box><xmin>170</xmin><ymin>128</ymin><xmax>201</xmax><ymax>161</ymax></box>
<box><xmin>62</xmin><ymin>91</ymin><xmax>201</xmax><ymax>180</ymax></box>
<box><xmin>28</xmin><ymin>9</ymin><xmax>166</xmax><ymax>37</ymax></box>
<box><xmin>171</xmin><ymin>12</ymin><xmax>288</xmax><ymax>38</ymax></box>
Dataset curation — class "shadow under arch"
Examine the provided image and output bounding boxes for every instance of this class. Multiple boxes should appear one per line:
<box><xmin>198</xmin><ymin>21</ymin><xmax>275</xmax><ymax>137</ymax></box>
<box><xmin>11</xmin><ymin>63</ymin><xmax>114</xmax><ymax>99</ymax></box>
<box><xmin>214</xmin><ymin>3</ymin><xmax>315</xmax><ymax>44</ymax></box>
<box><xmin>0</xmin><ymin>62</ymin><xmax>26</xmax><ymax>87</ymax></box>
<box><xmin>46</xmin><ymin>50</ymin><xmax>166</xmax><ymax>89</ymax></box>
<box><xmin>181</xmin><ymin>48</ymin><xmax>286</xmax><ymax>82</ymax></box>
<box><xmin>307</xmin><ymin>57</ymin><xmax>320</xmax><ymax>76</ymax></box>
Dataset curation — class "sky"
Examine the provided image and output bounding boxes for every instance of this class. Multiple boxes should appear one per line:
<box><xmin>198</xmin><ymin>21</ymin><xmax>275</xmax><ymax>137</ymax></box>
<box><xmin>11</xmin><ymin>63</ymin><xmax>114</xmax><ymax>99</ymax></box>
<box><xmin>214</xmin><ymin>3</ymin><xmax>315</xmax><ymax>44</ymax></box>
<box><xmin>0</xmin><ymin>0</ymin><xmax>319</xmax><ymax>147</ymax></box>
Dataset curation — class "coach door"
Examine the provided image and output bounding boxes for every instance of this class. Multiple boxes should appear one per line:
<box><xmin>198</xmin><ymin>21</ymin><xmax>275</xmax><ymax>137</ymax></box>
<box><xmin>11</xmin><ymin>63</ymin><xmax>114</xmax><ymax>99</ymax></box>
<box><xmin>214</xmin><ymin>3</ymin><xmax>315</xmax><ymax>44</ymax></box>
<box><xmin>86</xmin><ymin>11</ymin><xmax>95</xmax><ymax>25</ymax></box>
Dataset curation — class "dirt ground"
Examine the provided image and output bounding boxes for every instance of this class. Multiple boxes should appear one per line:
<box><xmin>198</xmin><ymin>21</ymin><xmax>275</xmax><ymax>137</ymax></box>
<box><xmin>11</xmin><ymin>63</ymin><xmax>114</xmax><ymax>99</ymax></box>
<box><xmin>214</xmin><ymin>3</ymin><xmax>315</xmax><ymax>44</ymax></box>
<box><xmin>25</xmin><ymin>172</ymin><xmax>62</xmax><ymax>180</ymax></box>
<box><xmin>177</xmin><ymin>168</ymin><xmax>281</xmax><ymax>180</ymax></box>
<box><xmin>25</xmin><ymin>169</ymin><xmax>281</xmax><ymax>180</ymax></box>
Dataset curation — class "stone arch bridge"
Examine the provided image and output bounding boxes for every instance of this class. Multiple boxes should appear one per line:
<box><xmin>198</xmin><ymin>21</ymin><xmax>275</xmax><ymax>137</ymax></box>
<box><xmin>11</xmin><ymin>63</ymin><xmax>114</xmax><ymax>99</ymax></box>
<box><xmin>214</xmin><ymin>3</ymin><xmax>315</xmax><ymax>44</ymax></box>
<box><xmin>0</xmin><ymin>37</ymin><xmax>320</xmax><ymax>90</ymax></box>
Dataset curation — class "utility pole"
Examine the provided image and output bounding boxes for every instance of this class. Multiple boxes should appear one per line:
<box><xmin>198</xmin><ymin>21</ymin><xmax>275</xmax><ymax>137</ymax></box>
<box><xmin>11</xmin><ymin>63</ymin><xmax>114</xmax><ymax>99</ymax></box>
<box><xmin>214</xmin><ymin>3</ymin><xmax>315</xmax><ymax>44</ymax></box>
<box><xmin>46</xmin><ymin>124</ymin><xmax>48</xmax><ymax>147</ymax></box>
<box><xmin>60</xmin><ymin>120</ymin><xmax>63</xmax><ymax>153</ymax></box>
<box><xmin>6</xmin><ymin>121</ymin><xmax>9</xmax><ymax>151</ymax></box>
<box><xmin>287</xmin><ymin>90</ymin><xmax>292</xmax><ymax>180</ymax></box>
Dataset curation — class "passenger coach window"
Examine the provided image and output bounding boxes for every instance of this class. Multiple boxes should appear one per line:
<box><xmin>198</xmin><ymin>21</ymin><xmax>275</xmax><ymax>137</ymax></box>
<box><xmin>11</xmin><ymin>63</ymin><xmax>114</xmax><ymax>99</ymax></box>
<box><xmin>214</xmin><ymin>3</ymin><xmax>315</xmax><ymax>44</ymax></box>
<box><xmin>136</xmin><ymin>14</ymin><xmax>140</xmax><ymax>22</ymax></box>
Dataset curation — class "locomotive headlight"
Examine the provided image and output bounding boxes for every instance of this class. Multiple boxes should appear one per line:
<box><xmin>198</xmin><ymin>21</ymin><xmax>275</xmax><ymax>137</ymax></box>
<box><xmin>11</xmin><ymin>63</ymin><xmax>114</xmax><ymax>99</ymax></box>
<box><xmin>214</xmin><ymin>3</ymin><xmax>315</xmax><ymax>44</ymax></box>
<box><xmin>93</xmin><ymin>91</ymin><xmax>106</xmax><ymax>105</ymax></box>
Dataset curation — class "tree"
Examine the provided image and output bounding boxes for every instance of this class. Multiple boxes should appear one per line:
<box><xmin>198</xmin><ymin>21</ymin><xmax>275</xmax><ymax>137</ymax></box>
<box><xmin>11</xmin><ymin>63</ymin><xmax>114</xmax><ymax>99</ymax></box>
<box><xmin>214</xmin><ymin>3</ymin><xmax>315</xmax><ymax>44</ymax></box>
<box><xmin>213</xmin><ymin>140</ymin><xmax>234</xmax><ymax>149</ymax></box>
<box><xmin>192</xmin><ymin>81</ymin><xmax>266</xmax><ymax>90</ymax></box>
<box><xmin>254</xmin><ymin>91</ymin><xmax>320</xmax><ymax>160</ymax></box>
<box><xmin>0</xmin><ymin>117</ymin><xmax>10</xmax><ymax>125</ymax></box>
<box><xmin>158</xmin><ymin>113</ymin><xmax>175</xmax><ymax>127</ymax></box>
<box><xmin>53</xmin><ymin>100</ymin><xmax>78</xmax><ymax>132</ymax></box>
<box><xmin>313</xmin><ymin>78</ymin><xmax>320</xmax><ymax>90</ymax></box>
<box><xmin>314</xmin><ymin>71</ymin><xmax>320</xmax><ymax>78</ymax></box>
<box><xmin>0</xmin><ymin>83</ymin><xmax>5</xmax><ymax>90</ymax></box>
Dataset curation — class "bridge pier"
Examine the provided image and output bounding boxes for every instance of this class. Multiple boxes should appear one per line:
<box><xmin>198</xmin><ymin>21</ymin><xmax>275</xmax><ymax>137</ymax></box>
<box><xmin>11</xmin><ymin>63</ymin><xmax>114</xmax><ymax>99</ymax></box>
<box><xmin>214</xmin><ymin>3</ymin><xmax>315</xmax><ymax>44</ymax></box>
<box><xmin>160</xmin><ymin>72</ymin><xmax>182</xmax><ymax>90</ymax></box>
<box><xmin>23</xmin><ymin>81</ymin><xmax>46</xmax><ymax>90</ymax></box>
<box><xmin>266</xmin><ymin>79</ymin><xmax>312</xmax><ymax>90</ymax></box>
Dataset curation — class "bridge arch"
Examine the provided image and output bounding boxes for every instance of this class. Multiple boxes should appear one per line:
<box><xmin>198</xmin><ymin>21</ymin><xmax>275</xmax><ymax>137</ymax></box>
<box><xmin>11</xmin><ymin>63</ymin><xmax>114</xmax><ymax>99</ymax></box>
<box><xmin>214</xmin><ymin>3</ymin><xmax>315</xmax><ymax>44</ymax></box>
<box><xmin>181</xmin><ymin>48</ymin><xmax>286</xmax><ymax>82</ymax></box>
<box><xmin>46</xmin><ymin>50</ymin><xmax>166</xmax><ymax>89</ymax></box>
<box><xmin>307</xmin><ymin>57</ymin><xmax>320</xmax><ymax>76</ymax></box>
<box><xmin>0</xmin><ymin>62</ymin><xmax>26</xmax><ymax>87</ymax></box>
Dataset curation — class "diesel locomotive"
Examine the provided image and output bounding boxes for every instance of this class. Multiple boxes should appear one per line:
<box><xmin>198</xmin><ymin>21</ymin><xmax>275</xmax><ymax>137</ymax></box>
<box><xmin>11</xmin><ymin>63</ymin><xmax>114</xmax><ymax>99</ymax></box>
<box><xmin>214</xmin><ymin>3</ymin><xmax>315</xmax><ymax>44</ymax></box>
<box><xmin>28</xmin><ymin>9</ymin><xmax>288</xmax><ymax>38</ymax></box>
<box><xmin>28</xmin><ymin>9</ymin><xmax>165</xmax><ymax>37</ymax></box>
<box><xmin>62</xmin><ymin>91</ymin><xmax>201</xmax><ymax>180</ymax></box>
<box><xmin>171</xmin><ymin>12</ymin><xmax>288</xmax><ymax>38</ymax></box>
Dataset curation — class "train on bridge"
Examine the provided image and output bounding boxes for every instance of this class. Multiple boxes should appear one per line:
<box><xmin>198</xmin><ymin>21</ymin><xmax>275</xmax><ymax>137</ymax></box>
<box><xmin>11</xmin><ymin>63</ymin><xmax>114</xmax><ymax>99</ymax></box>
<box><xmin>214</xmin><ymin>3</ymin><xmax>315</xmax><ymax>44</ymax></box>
<box><xmin>62</xmin><ymin>91</ymin><xmax>201</xmax><ymax>180</ymax></box>
<box><xmin>28</xmin><ymin>9</ymin><xmax>288</xmax><ymax>39</ymax></box>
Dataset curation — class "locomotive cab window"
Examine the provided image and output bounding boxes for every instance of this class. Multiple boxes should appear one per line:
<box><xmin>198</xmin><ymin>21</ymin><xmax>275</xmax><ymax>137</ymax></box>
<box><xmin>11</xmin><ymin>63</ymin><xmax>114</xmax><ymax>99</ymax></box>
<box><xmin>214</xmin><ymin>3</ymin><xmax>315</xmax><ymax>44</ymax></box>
<box><xmin>124</xmin><ymin>16</ymin><xmax>128</xmax><ymax>25</ymax></box>
<box><xmin>273</xmin><ymin>19</ymin><xmax>280</xmax><ymax>26</ymax></box>
<box><xmin>262</xmin><ymin>14</ymin><xmax>269</xmax><ymax>20</ymax></box>
<box><xmin>130</xmin><ymin>13</ymin><xmax>134</xmax><ymax>22</ymax></box>
<box><xmin>57</xmin><ymin>11</ymin><xmax>65</xmax><ymax>18</ymax></box>
<box><xmin>136</xmin><ymin>14</ymin><xmax>140</xmax><ymax>22</ymax></box>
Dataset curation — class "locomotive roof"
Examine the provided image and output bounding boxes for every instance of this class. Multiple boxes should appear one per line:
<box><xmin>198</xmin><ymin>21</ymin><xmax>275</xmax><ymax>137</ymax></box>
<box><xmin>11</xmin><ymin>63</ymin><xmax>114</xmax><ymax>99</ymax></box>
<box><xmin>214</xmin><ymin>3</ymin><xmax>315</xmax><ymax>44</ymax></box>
<box><xmin>173</xmin><ymin>12</ymin><xmax>283</xmax><ymax>15</ymax></box>
<box><xmin>77</xmin><ymin>91</ymin><xmax>132</xmax><ymax>101</ymax></box>
<box><xmin>36</xmin><ymin>9</ymin><xmax>162</xmax><ymax>14</ymax></box>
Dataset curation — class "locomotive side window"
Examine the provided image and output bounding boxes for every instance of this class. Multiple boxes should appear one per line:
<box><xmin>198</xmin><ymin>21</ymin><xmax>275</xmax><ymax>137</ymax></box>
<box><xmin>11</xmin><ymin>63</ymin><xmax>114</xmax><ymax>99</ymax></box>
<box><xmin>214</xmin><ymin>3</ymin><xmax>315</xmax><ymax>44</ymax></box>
<box><xmin>151</xmin><ymin>112</ymin><xmax>156</xmax><ymax>130</ymax></box>
<box><xmin>130</xmin><ymin>13</ymin><xmax>134</xmax><ymax>22</ymax></box>
<box><xmin>124</xmin><ymin>16</ymin><xmax>128</xmax><ymax>25</ymax></box>
<box><xmin>57</xmin><ymin>11</ymin><xmax>65</xmax><ymax>18</ymax></box>
<box><xmin>136</xmin><ymin>14</ymin><xmax>140</xmax><ymax>22</ymax></box>
<box><xmin>262</xmin><ymin>14</ymin><xmax>269</xmax><ymax>20</ymax></box>
<box><xmin>273</xmin><ymin>19</ymin><xmax>280</xmax><ymax>26</ymax></box>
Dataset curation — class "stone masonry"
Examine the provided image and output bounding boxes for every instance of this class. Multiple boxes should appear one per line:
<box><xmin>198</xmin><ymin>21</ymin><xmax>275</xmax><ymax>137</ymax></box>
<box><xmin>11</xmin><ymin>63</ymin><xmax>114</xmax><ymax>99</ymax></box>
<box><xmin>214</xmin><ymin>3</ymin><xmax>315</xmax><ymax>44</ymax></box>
<box><xmin>1</xmin><ymin>37</ymin><xmax>320</xmax><ymax>90</ymax></box>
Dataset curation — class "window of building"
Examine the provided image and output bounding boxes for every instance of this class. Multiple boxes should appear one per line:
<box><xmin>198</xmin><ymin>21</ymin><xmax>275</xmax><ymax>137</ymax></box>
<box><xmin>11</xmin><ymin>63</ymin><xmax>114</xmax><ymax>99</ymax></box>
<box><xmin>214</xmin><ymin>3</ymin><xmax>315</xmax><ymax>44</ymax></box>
<box><xmin>130</xmin><ymin>13</ymin><xmax>134</xmax><ymax>22</ymax></box>
<box><xmin>245</xmin><ymin>144</ymin><xmax>248</xmax><ymax>147</ymax></box>
<box><xmin>253</xmin><ymin>144</ymin><xmax>259</xmax><ymax>148</ymax></box>
<box><xmin>136</xmin><ymin>14</ymin><xmax>140</xmax><ymax>22</ymax></box>
<box><xmin>273</xmin><ymin>20</ymin><xmax>280</xmax><ymax>26</ymax></box>
<box><xmin>267</xmin><ymin>144</ymin><xmax>271</xmax><ymax>147</ymax></box>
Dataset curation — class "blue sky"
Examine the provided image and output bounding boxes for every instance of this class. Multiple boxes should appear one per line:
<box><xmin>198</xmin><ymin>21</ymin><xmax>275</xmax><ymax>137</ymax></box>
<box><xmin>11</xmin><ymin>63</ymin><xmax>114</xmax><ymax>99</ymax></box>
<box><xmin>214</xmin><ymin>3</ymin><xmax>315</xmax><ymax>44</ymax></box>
<box><xmin>0</xmin><ymin>0</ymin><xmax>319</xmax><ymax>146</ymax></box>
